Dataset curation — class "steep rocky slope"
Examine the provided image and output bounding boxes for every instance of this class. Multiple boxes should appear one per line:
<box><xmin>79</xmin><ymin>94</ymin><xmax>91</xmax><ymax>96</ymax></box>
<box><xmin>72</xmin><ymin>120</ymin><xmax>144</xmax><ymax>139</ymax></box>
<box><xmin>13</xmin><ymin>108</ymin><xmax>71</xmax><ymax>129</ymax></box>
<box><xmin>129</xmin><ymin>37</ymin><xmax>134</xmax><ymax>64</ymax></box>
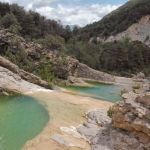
<box><xmin>78</xmin><ymin>0</ymin><xmax>150</xmax><ymax>47</ymax></box>
<box><xmin>86</xmin><ymin>0</ymin><xmax>150</xmax><ymax>46</ymax></box>
<box><xmin>80</xmin><ymin>0</ymin><xmax>150</xmax><ymax>43</ymax></box>
<box><xmin>0</xmin><ymin>29</ymin><xmax>114</xmax><ymax>83</ymax></box>
<box><xmin>106</xmin><ymin>15</ymin><xmax>150</xmax><ymax>47</ymax></box>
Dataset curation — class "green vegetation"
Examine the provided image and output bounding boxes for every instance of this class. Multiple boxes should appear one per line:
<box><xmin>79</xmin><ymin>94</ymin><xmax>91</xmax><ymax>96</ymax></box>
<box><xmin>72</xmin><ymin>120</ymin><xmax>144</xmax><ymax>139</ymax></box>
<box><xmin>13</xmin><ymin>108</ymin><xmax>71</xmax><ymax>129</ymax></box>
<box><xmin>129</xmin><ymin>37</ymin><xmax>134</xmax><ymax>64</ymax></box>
<box><xmin>66</xmin><ymin>40</ymin><xmax>150</xmax><ymax>76</ymax></box>
<box><xmin>0</xmin><ymin>2</ymin><xmax>70</xmax><ymax>40</ymax></box>
<box><xmin>107</xmin><ymin>106</ymin><xmax>114</xmax><ymax>118</ymax></box>
<box><xmin>34</xmin><ymin>61</ymin><xmax>55</xmax><ymax>86</ymax></box>
<box><xmin>1</xmin><ymin>35</ymin><xmax>33</xmax><ymax>71</ymax></box>
<box><xmin>35</xmin><ymin>35</ymin><xmax>65</xmax><ymax>51</ymax></box>
<box><xmin>0</xmin><ymin>13</ymin><xmax>22</xmax><ymax>34</ymax></box>
<box><xmin>132</xmin><ymin>83</ymin><xmax>141</xmax><ymax>90</ymax></box>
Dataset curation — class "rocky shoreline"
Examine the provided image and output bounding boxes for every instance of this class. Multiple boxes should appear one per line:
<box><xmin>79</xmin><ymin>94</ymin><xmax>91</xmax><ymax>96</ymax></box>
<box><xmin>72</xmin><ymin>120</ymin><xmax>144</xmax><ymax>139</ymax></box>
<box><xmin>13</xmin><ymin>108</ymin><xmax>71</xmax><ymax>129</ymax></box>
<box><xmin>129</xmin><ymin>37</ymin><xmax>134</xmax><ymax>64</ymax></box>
<box><xmin>77</xmin><ymin>91</ymin><xmax>150</xmax><ymax>150</ymax></box>
<box><xmin>23</xmin><ymin>77</ymin><xmax>150</xmax><ymax>150</ymax></box>
<box><xmin>41</xmin><ymin>76</ymin><xmax>150</xmax><ymax>150</ymax></box>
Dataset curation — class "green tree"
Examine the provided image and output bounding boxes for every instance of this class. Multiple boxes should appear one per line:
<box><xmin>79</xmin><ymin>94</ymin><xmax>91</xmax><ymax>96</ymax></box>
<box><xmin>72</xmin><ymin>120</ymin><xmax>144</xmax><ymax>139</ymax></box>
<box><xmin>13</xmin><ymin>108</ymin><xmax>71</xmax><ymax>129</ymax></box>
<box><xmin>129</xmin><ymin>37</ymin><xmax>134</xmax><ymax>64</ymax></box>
<box><xmin>0</xmin><ymin>13</ymin><xmax>21</xmax><ymax>34</ymax></box>
<box><xmin>36</xmin><ymin>35</ymin><xmax>65</xmax><ymax>51</ymax></box>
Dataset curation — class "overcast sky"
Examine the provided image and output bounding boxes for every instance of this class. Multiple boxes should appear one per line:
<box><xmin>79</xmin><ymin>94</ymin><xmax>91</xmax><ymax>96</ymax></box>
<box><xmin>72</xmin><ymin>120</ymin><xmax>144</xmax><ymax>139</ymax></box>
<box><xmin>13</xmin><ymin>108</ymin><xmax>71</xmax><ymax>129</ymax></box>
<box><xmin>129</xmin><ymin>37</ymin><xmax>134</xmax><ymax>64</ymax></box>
<box><xmin>0</xmin><ymin>0</ymin><xmax>127</xmax><ymax>26</ymax></box>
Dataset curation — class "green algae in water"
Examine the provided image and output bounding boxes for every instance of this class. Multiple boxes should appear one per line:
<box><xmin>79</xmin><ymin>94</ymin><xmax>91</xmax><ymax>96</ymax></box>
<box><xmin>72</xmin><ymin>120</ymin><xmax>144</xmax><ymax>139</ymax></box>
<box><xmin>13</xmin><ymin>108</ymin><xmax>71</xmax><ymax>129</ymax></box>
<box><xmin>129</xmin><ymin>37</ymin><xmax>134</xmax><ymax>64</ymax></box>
<box><xmin>66</xmin><ymin>83</ymin><xmax>122</xmax><ymax>102</ymax></box>
<box><xmin>0</xmin><ymin>96</ymin><xmax>49</xmax><ymax>150</ymax></box>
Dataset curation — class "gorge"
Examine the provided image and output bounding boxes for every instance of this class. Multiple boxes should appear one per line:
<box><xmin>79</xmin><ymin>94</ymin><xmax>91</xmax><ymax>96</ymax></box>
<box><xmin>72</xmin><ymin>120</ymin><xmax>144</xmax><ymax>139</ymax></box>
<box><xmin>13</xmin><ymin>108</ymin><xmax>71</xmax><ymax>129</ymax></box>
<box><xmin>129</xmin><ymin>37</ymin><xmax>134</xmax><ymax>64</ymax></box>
<box><xmin>0</xmin><ymin>0</ymin><xmax>149</xmax><ymax>150</ymax></box>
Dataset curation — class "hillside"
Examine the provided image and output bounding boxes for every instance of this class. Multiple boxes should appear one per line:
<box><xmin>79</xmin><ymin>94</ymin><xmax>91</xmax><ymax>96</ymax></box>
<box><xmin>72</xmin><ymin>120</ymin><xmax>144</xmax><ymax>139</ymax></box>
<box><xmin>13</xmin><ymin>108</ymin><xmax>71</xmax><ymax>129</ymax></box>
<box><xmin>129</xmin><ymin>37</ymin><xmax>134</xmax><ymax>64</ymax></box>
<box><xmin>0</xmin><ymin>1</ymin><xmax>149</xmax><ymax>79</ymax></box>
<box><xmin>78</xmin><ymin>0</ymin><xmax>150</xmax><ymax>40</ymax></box>
<box><xmin>0</xmin><ymin>2</ymin><xmax>72</xmax><ymax>41</ymax></box>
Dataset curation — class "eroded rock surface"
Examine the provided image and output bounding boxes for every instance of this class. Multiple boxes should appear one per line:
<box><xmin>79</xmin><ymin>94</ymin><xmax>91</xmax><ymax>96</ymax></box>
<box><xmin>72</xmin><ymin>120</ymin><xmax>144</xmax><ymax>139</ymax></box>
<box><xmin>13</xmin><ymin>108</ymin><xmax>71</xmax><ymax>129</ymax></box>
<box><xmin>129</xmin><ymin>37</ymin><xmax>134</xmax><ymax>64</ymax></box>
<box><xmin>0</xmin><ymin>56</ymin><xmax>49</xmax><ymax>88</ymax></box>
<box><xmin>0</xmin><ymin>56</ymin><xmax>49</xmax><ymax>95</ymax></box>
<box><xmin>106</xmin><ymin>15</ymin><xmax>150</xmax><ymax>47</ymax></box>
<box><xmin>112</xmin><ymin>92</ymin><xmax>150</xmax><ymax>149</ymax></box>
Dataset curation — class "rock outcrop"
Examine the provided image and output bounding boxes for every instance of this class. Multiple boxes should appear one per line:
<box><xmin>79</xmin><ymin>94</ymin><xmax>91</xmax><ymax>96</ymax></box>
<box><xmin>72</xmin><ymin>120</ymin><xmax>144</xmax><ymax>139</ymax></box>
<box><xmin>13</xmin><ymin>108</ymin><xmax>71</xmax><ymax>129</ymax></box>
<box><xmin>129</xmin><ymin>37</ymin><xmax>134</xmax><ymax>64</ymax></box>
<box><xmin>47</xmin><ymin>53</ymin><xmax>114</xmax><ymax>82</ymax></box>
<box><xmin>112</xmin><ymin>92</ymin><xmax>150</xmax><ymax>149</ymax></box>
<box><xmin>91</xmin><ymin>15</ymin><xmax>150</xmax><ymax>47</ymax></box>
<box><xmin>78</xmin><ymin>92</ymin><xmax>150</xmax><ymax>150</ymax></box>
<box><xmin>0</xmin><ymin>66</ymin><xmax>47</xmax><ymax>95</ymax></box>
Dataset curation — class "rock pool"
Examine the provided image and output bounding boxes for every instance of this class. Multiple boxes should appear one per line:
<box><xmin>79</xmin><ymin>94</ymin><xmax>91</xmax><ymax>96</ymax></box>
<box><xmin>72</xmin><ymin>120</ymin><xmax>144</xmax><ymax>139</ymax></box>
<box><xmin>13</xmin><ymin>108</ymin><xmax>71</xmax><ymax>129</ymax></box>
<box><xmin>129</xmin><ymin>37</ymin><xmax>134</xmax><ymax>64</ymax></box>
<box><xmin>0</xmin><ymin>95</ymin><xmax>49</xmax><ymax>150</ymax></box>
<box><xmin>66</xmin><ymin>83</ymin><xmax>122</xmax><ymax>102</ymax></box>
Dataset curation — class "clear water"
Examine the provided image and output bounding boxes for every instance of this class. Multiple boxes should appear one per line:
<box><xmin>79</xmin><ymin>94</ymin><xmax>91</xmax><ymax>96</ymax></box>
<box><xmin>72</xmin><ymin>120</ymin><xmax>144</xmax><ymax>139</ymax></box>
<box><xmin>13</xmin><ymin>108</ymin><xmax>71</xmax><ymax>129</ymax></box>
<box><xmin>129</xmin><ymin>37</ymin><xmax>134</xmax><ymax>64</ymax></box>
<box><xmin>66</xmin><ymin>83</ymin><xmax>122</xmax><ymax>102</ymax></box>
<box><xmin>0</xmin><ymin>95</ymin><xmax>49</xmax><ymax>150</ymax></box>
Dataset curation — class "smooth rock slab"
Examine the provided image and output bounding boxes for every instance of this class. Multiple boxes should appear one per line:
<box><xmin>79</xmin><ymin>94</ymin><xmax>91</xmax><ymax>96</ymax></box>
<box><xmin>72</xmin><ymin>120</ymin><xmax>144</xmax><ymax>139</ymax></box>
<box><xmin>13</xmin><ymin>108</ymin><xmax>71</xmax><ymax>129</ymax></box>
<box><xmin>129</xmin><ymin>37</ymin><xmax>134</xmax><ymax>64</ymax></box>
<box><xmin>51</xmin><ymin>134</ymin><xmax>85</xmax><ymax>149</ymax></box>
<box><xmin>60</xmin><ymin>126</ymin><xmax>83</xmax><ymax>139</ymax></box>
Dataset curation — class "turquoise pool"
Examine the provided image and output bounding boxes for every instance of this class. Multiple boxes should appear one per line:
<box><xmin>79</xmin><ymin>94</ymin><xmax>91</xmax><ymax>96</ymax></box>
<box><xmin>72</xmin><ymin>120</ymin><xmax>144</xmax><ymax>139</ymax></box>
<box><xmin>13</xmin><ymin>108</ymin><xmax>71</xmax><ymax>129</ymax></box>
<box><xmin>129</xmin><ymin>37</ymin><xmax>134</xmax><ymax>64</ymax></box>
<box><xmin>0</xmin><ymin>96</ymin><xmax>49</xmax><ymax>150</ymax></box>
<box><xmin>66</xmin><ymin>83</ymin><xmax>122</xmax><ymax>102</ymax></box>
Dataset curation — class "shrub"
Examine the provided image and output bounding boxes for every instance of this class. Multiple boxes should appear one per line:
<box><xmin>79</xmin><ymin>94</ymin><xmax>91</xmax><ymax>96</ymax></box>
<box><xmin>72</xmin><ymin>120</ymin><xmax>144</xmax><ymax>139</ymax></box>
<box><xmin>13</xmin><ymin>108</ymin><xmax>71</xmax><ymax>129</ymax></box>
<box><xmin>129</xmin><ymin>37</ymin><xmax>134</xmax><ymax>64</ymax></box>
<box><xmin>35</xmin><ymin>35</ymin><xmax>65</xmax><ymax>51</ymax></box>
<box><xmin>34</xmin><ymin>61</ymin><xmax>55</xmax><ymax>85</ymax></box>
<box><xmin>107</xmin><ymin>106</ymin><xmax>114</xmax><ymax>118</ymax></box>
<box><xmin>0</xmin><ymin>13</ymin><xmax>22</xmax><ymax>34</ymax></box>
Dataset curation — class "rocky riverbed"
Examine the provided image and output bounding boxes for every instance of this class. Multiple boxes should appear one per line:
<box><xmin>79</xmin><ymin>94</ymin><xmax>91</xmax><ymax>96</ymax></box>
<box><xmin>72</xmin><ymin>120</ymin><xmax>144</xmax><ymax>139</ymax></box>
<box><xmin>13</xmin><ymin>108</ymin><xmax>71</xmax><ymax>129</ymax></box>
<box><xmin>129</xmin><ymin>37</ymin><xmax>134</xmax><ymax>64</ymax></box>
<box><xmin>0</xmin><ymin>46</ymin><xmax>149</xmax><ymax>150</ymax></box>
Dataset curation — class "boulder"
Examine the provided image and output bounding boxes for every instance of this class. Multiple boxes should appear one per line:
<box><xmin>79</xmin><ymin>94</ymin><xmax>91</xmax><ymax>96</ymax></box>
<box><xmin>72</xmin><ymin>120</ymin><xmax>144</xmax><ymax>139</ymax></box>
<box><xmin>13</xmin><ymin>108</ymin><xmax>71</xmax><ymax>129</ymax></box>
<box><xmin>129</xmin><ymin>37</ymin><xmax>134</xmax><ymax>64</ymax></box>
<box><xmin>133</xmin><ymin>72</ymin><xmax>145</xmax><ymax>79</ymax></box>
<box><xmin>0</xmin><ymin>56</ymin><xmax>19</xmax><ymax>73</ymax></box>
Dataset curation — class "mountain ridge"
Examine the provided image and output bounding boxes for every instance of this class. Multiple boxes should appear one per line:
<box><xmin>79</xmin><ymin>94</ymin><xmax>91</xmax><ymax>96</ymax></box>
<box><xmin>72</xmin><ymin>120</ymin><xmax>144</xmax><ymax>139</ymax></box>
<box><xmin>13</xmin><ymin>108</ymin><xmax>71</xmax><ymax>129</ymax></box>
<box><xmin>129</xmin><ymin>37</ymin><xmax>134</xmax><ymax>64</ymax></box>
<box><xmin>79</xmin><ymin>0</ymin><xmax>150</xmax><ymax>40</ymax></box>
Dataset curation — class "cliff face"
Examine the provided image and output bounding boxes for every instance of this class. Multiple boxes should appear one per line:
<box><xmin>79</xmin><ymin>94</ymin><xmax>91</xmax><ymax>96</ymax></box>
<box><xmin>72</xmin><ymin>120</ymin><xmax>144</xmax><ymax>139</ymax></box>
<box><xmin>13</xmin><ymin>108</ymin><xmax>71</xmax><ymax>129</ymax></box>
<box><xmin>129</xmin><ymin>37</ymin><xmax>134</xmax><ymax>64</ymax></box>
<box><xmin>92</xmin><ymin>15</ymin><xmax>150</xmax><ymax>47</ymax></box>
<box><xmin>106</xmin><ymin>15</ymin><xmax>150</xmax><ymax>47</ymax></box>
